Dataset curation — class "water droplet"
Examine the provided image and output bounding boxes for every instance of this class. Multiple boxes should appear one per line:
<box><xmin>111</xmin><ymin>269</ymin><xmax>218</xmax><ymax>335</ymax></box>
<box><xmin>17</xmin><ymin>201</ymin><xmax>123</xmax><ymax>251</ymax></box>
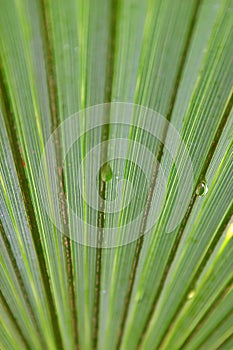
<box><xmin>100</xmin><ymin>163</ymin><xmax>113</xmax><ymax>182</ymax></box>
<box><xmin>196</xmin><ymin>181</ymin><xmax>208</xmax><ymax>197</ymax></box>
<box><xmin>226</xmin><ymin>222</ymin><xmax>233</xmax><ymax>241</ymax></box>
<box><xmin>135</xmin><ymin>292</ymin><xmax>144</xmax><ymax>303</ymax></box>
<box><xmin>114</xmin><ymin>171</ymin><xmax>123</xmax><ymax>181</ymax></box>
<box><xmin>102</xmin><ymin>290</ymin><xmax>107</xmax><ymax>294</ymax></box>
<box><xmin>187</xmin><ymin>290</ymin><xmax>195</xmax><ymax>300</ymax></box>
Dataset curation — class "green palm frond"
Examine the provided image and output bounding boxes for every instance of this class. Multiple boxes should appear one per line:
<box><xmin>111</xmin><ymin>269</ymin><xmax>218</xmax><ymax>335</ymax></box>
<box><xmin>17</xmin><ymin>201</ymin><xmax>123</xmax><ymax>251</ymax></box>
<box><xmin>0</xmin><ymin>0</ymin><xmax>232</xmax><ymax>350</ymax></box>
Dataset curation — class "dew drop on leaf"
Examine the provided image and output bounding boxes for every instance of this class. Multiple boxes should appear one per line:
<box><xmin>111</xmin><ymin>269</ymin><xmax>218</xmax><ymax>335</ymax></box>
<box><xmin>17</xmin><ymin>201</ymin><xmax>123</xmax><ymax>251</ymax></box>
<box><xmin>187</xmin><ymin>290</ymin><xmax>195</xmax><ymax>300</ymax></box>
<box><xmin>100</xmin><ymin>163</ymin><xmax>113</xmax><ymax>182</ymax></box>
<box><xmin>226</xmin><ymin>223</ymin><xmax>233</xmax><ymax>241</ymax></box>
<box><xmin>196</xmin><ymin>181</ymin><xmax>208</xmax><ymax>197</ymax></box>
<box><xmin>135</xmin><ymin>292</ymin><xmax>144</xmax><ymax>303</ymax></box>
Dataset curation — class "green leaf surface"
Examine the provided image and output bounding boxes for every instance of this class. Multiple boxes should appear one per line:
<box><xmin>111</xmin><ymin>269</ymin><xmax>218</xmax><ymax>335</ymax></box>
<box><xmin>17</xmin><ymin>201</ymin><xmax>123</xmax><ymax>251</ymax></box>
<box><xmin>0</xmin><ymin>0</ymin><xmax>232</xmax><ymax>349</ymax></box>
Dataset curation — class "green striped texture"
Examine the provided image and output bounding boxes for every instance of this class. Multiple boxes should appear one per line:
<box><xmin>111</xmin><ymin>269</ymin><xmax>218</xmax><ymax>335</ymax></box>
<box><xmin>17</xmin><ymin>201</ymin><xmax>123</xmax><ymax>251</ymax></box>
<box><xmin>0</xmin><ymin>0</ymin><xmax>232</xmax><ymax>349</ymax></box>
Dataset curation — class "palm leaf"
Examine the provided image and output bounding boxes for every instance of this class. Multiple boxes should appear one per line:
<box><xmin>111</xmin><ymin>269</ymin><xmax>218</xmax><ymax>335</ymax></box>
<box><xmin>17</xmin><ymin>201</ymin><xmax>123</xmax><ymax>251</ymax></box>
<box><xmin>0</xmin><ymin>0</ymin><xmax>232</xmax><ymax>349</ymax></box>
